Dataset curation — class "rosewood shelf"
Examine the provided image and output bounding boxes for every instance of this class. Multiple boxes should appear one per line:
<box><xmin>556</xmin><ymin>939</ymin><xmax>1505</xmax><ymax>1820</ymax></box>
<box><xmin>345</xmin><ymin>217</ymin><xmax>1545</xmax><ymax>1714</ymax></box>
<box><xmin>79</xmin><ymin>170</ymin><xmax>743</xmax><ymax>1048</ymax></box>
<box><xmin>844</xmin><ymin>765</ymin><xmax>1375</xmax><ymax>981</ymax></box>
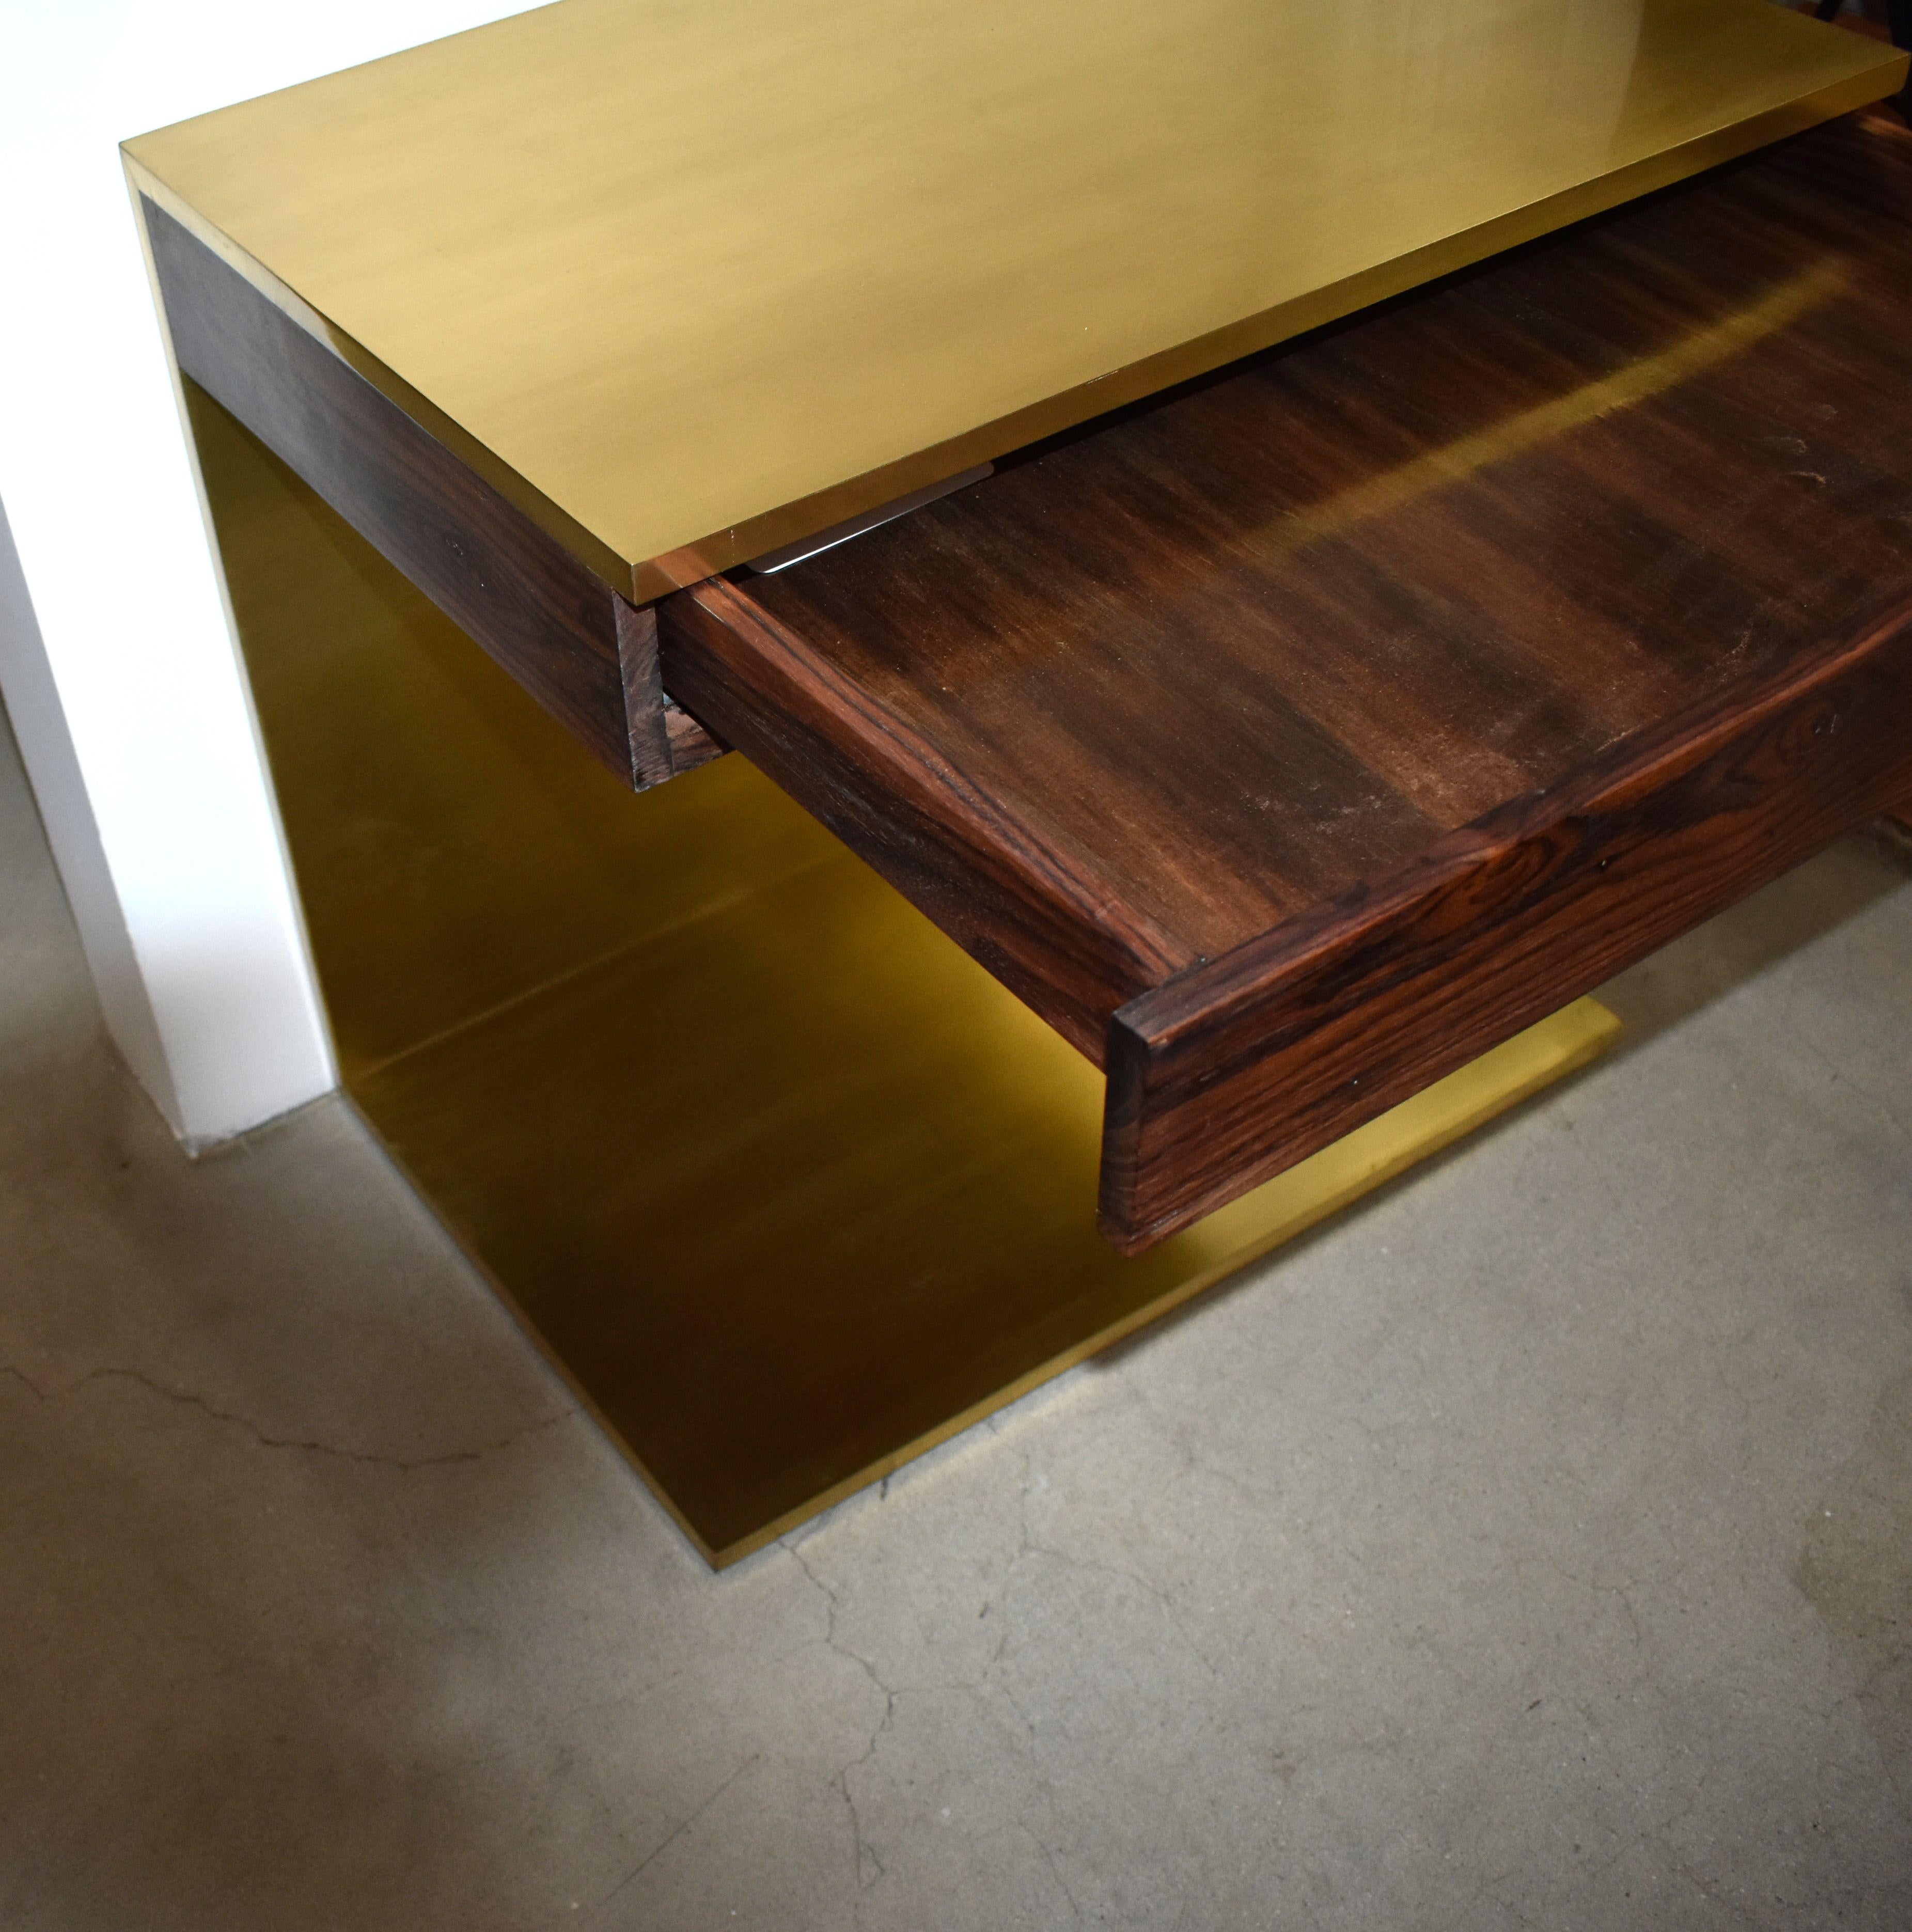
<box><xmin>126</xmin><ymin>8</ymin><xmax>1912</xmax><ymax>1563</ymax></box>
<box><xmin>665</xmin><ymin>111</ymin><xmax>1912</xmax><ymax>1249</ymax></box>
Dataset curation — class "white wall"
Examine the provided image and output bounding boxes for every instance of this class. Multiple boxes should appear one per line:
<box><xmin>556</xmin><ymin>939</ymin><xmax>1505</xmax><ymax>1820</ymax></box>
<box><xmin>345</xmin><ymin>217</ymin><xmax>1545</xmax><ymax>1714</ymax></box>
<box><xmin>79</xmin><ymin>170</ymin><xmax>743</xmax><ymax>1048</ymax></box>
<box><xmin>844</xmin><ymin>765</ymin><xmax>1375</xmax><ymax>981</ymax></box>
<box><xmin>0</xmin><ymin>0</ymin><xmax>540</xmax><ymax>1145</ymax></box>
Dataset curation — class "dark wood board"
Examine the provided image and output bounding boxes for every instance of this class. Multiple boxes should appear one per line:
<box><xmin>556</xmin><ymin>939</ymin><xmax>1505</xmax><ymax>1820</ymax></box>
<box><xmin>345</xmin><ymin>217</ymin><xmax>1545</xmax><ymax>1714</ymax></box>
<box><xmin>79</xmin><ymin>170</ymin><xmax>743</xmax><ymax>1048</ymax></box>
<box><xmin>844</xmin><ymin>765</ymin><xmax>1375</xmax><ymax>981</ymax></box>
<box><xmin>145</xmin><ymin>198</ymin><xmax>720</xmax><ymax>789</ymax></box>
<box><xmin>1104</xmin><ymin>592</ymin><xmax>1912</xmax><ymax>1246</ymax></box>
<box><xmin>665</xmin><ymin>108</ymin><xmax>1912</xmax><ymax>1246</ymax></box>
<box><xmin>663</xmin><ymin>577</ymin><xmax>1192</xmax><ymax>1060</ymax></box>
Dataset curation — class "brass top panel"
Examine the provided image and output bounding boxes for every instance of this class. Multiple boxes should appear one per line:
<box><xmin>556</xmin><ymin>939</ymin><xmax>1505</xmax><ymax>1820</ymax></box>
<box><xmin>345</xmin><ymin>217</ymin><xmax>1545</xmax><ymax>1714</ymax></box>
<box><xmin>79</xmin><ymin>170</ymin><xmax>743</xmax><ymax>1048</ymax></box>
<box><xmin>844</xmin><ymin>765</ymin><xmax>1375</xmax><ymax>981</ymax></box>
<box><xmin>127</xmin><ymin>0</ymin><xmax>1903</xmax><ymax>599</ymax></box>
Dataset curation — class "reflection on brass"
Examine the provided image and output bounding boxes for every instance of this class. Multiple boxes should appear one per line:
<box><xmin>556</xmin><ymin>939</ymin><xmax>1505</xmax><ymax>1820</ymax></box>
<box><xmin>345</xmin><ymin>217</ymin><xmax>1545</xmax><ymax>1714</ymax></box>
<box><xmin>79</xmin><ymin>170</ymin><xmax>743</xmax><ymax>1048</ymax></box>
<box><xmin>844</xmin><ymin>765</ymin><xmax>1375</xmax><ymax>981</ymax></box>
<box><xmin>1258</xmin><ymin>257</ymin><xmax>1850</xmax><ymax>562</ymax></box>
<box><xmin>130</xmin><ymin>0</ymin><xmax>1901</xmax><ymax>600</ymax></box>
<box><xmin>749</xmin><ymin>465</ymin><xmax>996</xmax><ymax>575</ymax></box>
<box><xmin>190</xmin><ymin>384</ymin><xmax>1617</xmax><ymax>1566</ymax></box>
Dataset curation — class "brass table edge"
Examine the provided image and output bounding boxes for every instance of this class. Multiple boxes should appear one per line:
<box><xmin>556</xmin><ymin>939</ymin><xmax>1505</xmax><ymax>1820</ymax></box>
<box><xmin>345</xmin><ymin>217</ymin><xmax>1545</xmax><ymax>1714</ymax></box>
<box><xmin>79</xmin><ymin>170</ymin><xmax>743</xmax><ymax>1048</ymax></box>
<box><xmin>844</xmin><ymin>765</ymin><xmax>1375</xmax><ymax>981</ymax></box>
<box><xmin>123</xmin><ymin>154</ymin><xmax>640</xmax><ymax>599</ymax></box>
<box><xmin>127</xmin><ymin>64</ymin><xmax>1901</xmax><ymax>607</ymax></box>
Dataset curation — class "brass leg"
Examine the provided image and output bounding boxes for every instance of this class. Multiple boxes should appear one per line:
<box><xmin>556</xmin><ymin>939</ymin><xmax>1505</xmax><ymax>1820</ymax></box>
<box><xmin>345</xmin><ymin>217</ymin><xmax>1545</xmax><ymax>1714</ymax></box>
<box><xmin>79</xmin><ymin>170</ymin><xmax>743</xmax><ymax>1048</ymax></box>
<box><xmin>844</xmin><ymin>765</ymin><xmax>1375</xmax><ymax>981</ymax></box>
<box><xmin>186</xmin><ymin>384</ymin><xmax>1618</xmax><ymax>1567</ymax></box>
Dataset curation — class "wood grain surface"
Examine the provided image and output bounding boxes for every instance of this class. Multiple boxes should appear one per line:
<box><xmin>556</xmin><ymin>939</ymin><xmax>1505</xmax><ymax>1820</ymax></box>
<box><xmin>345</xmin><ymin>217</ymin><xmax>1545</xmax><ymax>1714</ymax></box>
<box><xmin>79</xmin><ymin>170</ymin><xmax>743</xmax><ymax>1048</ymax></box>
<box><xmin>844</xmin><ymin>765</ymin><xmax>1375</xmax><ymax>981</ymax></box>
<box><xmin>145</xmin><ymin>199</ymin><xmax>722</xmax><ymax>790</ymax></box>
<box><xmin>663</xmin><ymin>577</ymin><xmax>1193</xmax><ymax>1059</ymax></box>
<box><xmin>1104</xmin><ymin>591</ymin><xmax>1912</xmax><ymax>1247</ymax></box>
<box><xmin>669</xmin><ymin>108</ymin><xmax>1912</xmax><ymax>1244</ymax></box>
<box><xmin>614</xmin><ymin>599</ymin><xmax>724</xmax><ymax>787</ymax></box>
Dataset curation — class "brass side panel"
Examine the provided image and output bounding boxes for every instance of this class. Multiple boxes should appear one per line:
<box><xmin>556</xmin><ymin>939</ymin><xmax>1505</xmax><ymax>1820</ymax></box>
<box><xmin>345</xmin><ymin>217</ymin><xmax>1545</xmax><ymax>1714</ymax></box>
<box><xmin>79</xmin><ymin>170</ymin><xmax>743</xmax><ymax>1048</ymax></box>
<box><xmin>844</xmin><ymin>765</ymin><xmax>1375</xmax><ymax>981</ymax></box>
<box><xmin>192</xmin><ymin>387</ymin><xmax>1615</xmax><ymax>1565</ymax></box>
<box><xmin>132</xmin><ymin>0</ymin><xmax>1903</xmax><ymax>596</ymax></box>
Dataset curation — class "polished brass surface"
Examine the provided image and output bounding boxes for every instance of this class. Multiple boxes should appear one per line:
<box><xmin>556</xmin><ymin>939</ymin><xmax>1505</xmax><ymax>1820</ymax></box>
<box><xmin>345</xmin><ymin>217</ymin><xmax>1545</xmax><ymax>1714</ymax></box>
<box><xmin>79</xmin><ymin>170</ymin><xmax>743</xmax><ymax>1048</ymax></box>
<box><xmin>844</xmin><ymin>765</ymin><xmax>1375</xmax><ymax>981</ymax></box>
<box><xmin>362</xmin><ymin>945</ymin><xmax>1614</xmax><ymax>1566</ymax></box>
<box><xmin>130</xmin><ymin>0</ymin><xmax>1901</xmax><ymax>599</ymax></box>
<box><xmin>189</xmin><ymin>385</ymin><xmax>1617</xmax><ymax>1564</ymax></box>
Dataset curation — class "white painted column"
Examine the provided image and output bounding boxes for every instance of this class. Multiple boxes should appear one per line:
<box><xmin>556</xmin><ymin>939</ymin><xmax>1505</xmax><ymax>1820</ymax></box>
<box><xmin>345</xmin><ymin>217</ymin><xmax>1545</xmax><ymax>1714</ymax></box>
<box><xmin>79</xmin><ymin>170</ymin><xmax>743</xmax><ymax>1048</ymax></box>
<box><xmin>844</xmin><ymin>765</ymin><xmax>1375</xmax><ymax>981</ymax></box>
<box><xmin>0</xmin><ymin>0</ymin><xmax>537</xmax><ymax>1144</ymax></box>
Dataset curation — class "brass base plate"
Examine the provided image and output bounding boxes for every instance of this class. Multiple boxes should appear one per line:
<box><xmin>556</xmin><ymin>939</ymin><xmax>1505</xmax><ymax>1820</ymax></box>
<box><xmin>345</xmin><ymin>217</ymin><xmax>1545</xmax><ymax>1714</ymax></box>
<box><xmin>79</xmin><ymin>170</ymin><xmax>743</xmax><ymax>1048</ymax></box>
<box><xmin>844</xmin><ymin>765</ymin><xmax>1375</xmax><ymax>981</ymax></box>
<box><xmin>191</xmin><ymin>384</ymin><xmax>1616</xmax><ymax>1567</ymax></box>
<box><xmin>359</xmin><ymin>930</ymin><xmax>1615</xmax><ymax>1565</ymax></box>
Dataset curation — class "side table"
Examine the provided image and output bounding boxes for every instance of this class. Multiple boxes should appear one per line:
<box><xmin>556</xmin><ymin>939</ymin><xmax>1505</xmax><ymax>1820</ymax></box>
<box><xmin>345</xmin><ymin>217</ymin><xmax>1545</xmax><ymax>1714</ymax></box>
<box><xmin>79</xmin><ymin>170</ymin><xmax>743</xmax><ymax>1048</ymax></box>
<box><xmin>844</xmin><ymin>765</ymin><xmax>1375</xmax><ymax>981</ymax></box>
<box><xmin>124</xmin><ymin>6</ymin><xmax>1912</xmax><ymax>1563</ymax></box>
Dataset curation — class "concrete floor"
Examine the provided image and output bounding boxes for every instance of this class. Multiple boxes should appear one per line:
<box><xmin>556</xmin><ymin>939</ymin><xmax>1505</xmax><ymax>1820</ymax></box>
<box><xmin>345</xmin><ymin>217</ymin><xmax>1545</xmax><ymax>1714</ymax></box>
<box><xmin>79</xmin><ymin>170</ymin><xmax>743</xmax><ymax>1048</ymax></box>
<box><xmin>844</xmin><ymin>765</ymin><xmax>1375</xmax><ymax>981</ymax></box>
<box><xmin>2</xmin><ymin>699</ymin><xmax>1909</xmax><ymax>1932</ymax></box>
